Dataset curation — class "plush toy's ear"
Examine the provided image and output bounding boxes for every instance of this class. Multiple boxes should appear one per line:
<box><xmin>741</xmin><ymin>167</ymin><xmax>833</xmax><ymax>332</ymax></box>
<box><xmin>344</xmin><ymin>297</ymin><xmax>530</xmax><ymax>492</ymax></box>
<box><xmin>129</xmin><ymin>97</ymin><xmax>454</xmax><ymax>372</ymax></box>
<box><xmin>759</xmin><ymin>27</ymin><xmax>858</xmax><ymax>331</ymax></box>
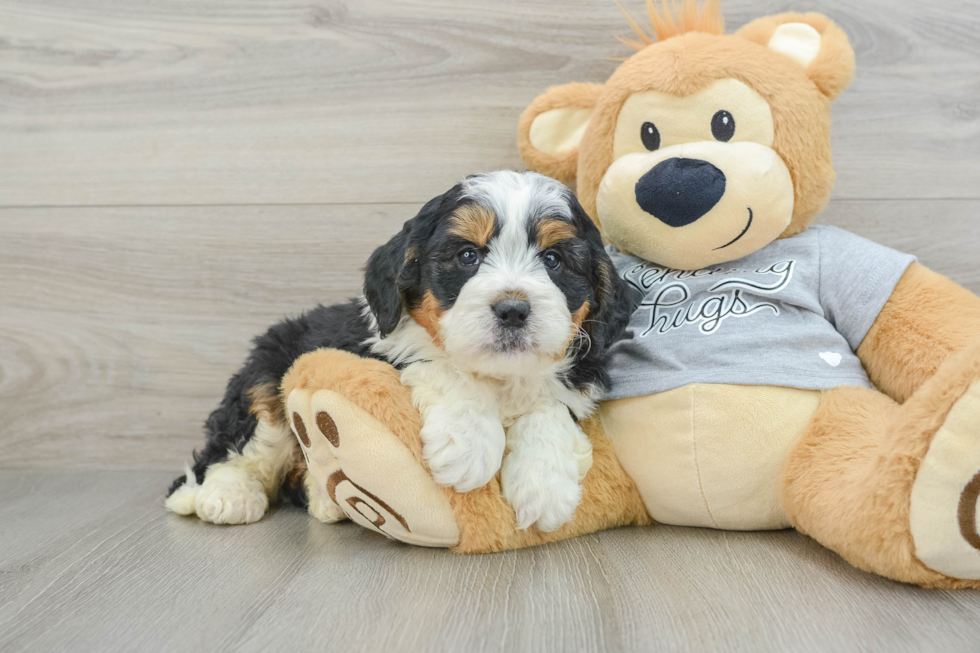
<box><xmin>518</xmin><ymin>83</ymin><xmax>603</xmax><ymax>185</ymax></box>
<box><xmin>736</xmin><ymin>13</ymin><xmax>855</xmax><ymax>100</ymax></box>
<box><xmin>364</xmin><ymin>223</ymin><xmax>414</xmax><ymax>338</ymax></box>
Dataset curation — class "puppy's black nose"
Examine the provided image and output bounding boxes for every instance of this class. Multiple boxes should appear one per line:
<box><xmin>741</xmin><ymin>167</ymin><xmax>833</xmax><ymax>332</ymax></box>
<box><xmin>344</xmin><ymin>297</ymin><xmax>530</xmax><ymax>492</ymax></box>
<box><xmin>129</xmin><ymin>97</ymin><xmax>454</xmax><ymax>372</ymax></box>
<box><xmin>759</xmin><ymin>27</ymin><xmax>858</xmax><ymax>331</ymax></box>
<box><xmin>492</xmin><ymin>298</ymin><xmax>531</xmax><ymax>328</ymax></box>
<box><xmin>635</xmin><ymin>157</ymin><xmax>727</xmax><ymax>227</ymax></box>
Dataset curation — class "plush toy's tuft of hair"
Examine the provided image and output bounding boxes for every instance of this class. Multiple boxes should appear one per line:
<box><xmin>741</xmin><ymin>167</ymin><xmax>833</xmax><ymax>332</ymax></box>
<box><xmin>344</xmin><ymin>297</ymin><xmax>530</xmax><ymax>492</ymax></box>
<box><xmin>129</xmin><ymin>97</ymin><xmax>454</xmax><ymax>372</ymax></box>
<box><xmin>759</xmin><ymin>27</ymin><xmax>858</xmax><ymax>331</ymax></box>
<box><xmin>616</xmin><ymin>0</ymin><xmax>724</xmax><ymax>51</ymax></box>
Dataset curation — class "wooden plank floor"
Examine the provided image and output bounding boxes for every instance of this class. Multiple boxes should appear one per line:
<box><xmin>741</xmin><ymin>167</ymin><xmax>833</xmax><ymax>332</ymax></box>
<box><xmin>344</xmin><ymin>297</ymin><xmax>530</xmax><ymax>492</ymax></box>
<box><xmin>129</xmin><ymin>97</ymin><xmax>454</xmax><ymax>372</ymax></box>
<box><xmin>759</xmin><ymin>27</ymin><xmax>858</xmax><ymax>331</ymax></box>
<box><xmin>2</xmin><ymin>0</ymin><xmax>980</xmax><ymax>650</ymax></box>
<box><xmin>1</xmin><ymin>472</ymin><xmax>979</xmax><ymax>653</ymax></box>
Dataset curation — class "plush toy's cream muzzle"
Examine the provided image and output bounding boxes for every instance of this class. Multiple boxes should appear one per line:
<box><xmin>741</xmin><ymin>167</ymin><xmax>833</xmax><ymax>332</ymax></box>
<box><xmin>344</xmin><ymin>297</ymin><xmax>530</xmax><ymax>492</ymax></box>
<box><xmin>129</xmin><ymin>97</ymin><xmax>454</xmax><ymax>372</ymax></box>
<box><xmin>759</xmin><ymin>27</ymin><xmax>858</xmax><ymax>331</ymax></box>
<box><xmin>596</xmin><ymin>141</ymin><xmax>794</xmax><ymax>270</ymax></box>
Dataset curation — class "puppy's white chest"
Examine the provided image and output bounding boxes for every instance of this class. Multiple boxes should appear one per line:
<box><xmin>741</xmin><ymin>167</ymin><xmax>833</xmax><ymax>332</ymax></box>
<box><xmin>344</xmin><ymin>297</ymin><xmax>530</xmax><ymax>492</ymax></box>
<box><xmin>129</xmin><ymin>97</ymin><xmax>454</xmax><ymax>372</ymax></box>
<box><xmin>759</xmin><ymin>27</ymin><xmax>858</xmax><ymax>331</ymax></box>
<box><xmin>489</xmin><ymin>377</ymin><xmax>557</xmax><ymax>428</ymax></box>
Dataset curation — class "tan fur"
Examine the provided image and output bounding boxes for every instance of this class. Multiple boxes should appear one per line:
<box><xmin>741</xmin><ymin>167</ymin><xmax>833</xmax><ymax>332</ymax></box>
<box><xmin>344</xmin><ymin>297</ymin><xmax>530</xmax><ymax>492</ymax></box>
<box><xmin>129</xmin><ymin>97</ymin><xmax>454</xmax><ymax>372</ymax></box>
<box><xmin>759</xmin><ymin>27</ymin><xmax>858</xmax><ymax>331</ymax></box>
<box><xmin>517</xmin><ymin>83</ymin><xmax>604</xmax><ymax>185</ymax></box>
<box><xmin>783</xmin><ymin>340</ymin><xmax>980</xmax><ymax>589</ymax></box>
<box><xmin>518</xmin><ymin>7</ymin><xmax>853</xmax><ymax>241</ymax></box>
<box><xmin>409</xmin><ymin>290</ymin><xmax>445</xmax><ymax>347</ymax></box>
<box><xmin>282</xmin><ymin>349</ymin><xmax>425</xmax><ymax>464</ymax></box>
<box><xmin>858</xmin><ymin>263</ymin><xmax>980</xmax><ymax>404</ymax></box>
<box><xmin>578</xmin><ymin>31</ymin><xmax>841</xmax><ymax>239</ymax></box>
<box><xmin>448</xmin><ymin>204</ymin><xmax>496</xmax><ymax>247</ymax></box>
<box><xmin>452</xmin><ymin>413</ymin><xmax>652</xmax><ymax>553</ymax></box>
<box><xmin>247</xmin><ymin>382</ymin><xmax>285</xmax><ymax>426</ymax></box>
<box><xmin>493</xmin><ymin>290</ymin><xmax>530</xmax><ymax>302</ymax></box>
<box><xmin>618</xmin><ymin>0</ymin><xmax>724</xmax><ymax>50</ymax></box>
<box><xmin>557</xmin><ymin>301</ymin><xmax>591</xmax><ymax>361</ymax></box>
<box><xmin>536</xmin><ymin>218</ymin><xmax>577</xmax><ymax>250</ymax></box>
<box><xmin>736</xmin><ymin>12</ymin><xmax>856</xmax><ymax>101</ymax></box>
<box><xmin>284</xmin><ymin>349</ymin><xmax>650</xmax><ymax>553</ymax></box>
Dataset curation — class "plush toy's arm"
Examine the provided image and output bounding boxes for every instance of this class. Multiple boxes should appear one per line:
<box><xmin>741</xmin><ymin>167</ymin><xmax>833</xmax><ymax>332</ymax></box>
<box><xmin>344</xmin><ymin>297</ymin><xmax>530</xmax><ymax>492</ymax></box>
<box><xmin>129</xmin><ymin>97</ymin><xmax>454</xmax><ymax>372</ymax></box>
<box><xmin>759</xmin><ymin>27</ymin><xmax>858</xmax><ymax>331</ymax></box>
<box><xmin>857</xmin><ymin>262</ymin><xmax>980</xmax><ymax>403</ymax></box>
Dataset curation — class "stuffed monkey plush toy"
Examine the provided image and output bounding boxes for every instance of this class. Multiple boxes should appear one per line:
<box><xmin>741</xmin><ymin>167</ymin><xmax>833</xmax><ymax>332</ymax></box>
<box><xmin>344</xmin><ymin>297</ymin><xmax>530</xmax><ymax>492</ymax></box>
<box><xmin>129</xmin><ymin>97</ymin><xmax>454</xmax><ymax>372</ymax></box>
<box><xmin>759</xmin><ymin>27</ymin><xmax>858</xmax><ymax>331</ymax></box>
<box><xmin>283</xmin><ymin>1</ymin><xmax>980</xmax><ymax>588</ymax></box>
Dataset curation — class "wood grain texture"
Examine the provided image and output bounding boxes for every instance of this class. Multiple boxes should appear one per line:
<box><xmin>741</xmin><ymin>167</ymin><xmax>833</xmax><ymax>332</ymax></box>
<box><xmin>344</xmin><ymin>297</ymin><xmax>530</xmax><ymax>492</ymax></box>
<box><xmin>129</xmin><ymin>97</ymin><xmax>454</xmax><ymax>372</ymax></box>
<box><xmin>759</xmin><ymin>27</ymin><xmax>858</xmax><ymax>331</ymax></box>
<box><xmin>0</xmin><ymin>200</ymin><xmax>977</xmax><ymax>472</ymax></box>
<box><xmin>0</xmin><ymin>204</ymin><xmax>408</xmax><ymax>470</ymax></box>
<box><xmin>1</xmin><ymin>471</ymin><xmax>979</xmax><ymax>653</ymax></box>
<box><xmin>1</xmin><ymin>0</ymin><xmax>979</xmax><ymax>206</ymax></box>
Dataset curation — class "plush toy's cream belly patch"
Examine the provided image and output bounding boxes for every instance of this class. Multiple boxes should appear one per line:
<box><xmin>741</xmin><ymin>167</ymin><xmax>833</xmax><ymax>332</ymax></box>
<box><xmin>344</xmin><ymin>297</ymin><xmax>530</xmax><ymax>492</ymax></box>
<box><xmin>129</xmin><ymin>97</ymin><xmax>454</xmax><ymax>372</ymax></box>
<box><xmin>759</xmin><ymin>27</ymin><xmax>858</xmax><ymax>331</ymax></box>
<box><xmin>600</xmin><ymin>384</ymin><xmax>821</xmax><ymax>530</ymax></box>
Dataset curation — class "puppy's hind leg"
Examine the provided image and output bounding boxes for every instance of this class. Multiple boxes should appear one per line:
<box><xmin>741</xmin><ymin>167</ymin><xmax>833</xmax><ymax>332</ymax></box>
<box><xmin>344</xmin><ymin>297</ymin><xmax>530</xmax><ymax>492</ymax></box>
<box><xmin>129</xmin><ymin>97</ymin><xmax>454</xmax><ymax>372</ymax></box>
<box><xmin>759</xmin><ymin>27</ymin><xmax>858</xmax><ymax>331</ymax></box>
<box><xmin>194</xmin><ymin>417</ymin><xmax>297</xmax><ymax>525</ymax></box>
<box><xmin>167</xmin><ymin>382</ymin><xmax>301</xmax><ymax>525</ymax></box>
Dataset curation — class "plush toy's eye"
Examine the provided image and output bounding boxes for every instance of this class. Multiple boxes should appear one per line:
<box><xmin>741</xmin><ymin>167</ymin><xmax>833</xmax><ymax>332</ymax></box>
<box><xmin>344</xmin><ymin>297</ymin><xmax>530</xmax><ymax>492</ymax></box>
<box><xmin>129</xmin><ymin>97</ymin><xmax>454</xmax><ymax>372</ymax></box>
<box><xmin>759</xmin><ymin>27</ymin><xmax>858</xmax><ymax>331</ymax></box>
<box><xmin>458</xmin><ymin>248</ymin><xmax>481</xmax><ymax>267</ymax></box>
<box><xmin>711</xmin><ymin>110</ymin><xmax>735</xmax><ymax>142</ymax></box>
<box><xmin>640</xmin><ymin>121</ymin><xmax>661</xmax><ymax>151</ymax></box>
<box><xmin>542</xmin><ymin>250</ymin><xmax>562</xmax><ymax>270</ymax></box>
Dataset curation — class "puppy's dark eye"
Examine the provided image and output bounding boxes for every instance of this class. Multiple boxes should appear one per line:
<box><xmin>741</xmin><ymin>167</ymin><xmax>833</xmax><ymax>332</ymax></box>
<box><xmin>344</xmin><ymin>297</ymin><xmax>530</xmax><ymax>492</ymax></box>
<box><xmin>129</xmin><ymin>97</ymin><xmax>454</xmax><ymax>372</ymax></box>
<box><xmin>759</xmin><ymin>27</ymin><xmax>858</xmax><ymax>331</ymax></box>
<box><xmin>458</xmin><ymin>248</ymin><xmax>481</xmax><ymax>267</ymax></box>
<box><xmin>641</xmin><ymin>121</ymin><xmax>661</xmax><ymax>151</ymax></box>
<box><xmin>542</xmin><ymin>250</ymin><xmax>561</xmax><ymax>270</ymax></box>
<box><xmin>711</xmin><ymin>110</ymin><xmax>735</xmax><ymax>142</ymax></box>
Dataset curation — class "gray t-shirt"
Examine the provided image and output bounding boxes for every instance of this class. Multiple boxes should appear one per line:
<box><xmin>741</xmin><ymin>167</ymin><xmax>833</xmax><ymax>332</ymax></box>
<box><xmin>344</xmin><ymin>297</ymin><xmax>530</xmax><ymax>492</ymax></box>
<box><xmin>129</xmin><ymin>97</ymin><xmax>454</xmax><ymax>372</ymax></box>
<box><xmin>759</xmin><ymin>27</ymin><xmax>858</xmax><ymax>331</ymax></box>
<box><xmin>605</xmin><ymin>225</ymin><xmax>916</xmax><ymax>400</ymax></box>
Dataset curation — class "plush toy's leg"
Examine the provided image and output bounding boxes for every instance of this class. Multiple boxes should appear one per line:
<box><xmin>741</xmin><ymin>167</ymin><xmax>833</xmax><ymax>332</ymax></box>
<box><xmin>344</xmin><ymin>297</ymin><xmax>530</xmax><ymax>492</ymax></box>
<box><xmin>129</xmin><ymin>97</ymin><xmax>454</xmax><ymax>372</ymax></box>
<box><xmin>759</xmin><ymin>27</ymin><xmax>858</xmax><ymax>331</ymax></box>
<box><xmin>283</xmin><ymin>349</ymin><xmax>459</xmax><ymax>547</ymax></box>
<box><xmin>281</xmin><ymin>349</ymin><xmax>651</xmax><ymax>552</ymax></box>
<box><xmin>783</xmin><ymin>341</ymin><xmax>980</xmax><ymax>588</ymax></box>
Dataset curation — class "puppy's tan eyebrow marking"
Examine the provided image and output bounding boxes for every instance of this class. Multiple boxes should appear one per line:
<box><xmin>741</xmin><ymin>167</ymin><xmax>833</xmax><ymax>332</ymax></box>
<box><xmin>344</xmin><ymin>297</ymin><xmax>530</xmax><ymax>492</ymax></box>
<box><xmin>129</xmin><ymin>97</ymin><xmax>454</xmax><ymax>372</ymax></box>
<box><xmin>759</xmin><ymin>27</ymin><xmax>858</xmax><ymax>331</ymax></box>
<box><xmin>537</xmin><ymin>219</ymin><xmax>577</xmax><ymax>249</ymax></box>
<box><xmin>449</xmin><ymin>204</ymin><xmax>497</xmax><ymax>247</ymax></box>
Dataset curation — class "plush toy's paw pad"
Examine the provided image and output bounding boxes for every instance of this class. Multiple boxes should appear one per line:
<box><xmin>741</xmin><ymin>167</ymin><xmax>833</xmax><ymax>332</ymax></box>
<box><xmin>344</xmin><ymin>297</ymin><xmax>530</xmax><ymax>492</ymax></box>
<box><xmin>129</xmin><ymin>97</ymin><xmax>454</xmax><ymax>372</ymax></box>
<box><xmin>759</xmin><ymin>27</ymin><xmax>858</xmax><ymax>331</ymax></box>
<box><xmin>287</xmin><ymin>388</ymin><xmax>460</xmax><ymax>548</ymax></box>
<box><xmin>421</xmin><ymin>404</ymin><xmax>506</xmax><ymax>493</ymax></box>
<box><xmin>910</xmin><ymin>379</ymin><xmax>980</xmax><ymax>580</ymax></box>
<box><xmin>288</xmin><ymin>388</ymin><xmax>340</xmax><ymax>468</ymax></box>
<box><xmin>501</xmin><ymin>450</ymin><xmax>582</xmax><ymax>532</ymax></box>
<box><xmin>194</xmin><ymin>474</ymin><xmax>268</xmax><ymax>525</ymax></box>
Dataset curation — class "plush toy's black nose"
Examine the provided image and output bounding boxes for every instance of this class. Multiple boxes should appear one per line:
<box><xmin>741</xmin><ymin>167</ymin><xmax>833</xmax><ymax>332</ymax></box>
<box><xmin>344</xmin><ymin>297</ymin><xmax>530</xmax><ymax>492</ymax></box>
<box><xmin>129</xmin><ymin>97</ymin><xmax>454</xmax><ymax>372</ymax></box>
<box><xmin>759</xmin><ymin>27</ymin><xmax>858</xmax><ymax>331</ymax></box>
<box><xmin>634</xmin><ymin>157</ymin><xmax>727</xmax><ymax>227</ymax></box>
<box><xmin>492</xmin><ymin>298</ymin><xmax>531</xmax><ymax>328</ymax></box>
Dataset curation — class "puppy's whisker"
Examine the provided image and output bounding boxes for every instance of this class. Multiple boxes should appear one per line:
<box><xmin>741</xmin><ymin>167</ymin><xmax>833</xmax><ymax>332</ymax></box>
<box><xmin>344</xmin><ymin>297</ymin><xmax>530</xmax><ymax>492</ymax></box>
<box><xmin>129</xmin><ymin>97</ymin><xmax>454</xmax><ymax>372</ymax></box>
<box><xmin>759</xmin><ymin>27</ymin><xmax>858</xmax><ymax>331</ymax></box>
<box><xmin>571</xmin><ymin>324</ymin><xmax>593</xmax><ymax>357</ymax></box>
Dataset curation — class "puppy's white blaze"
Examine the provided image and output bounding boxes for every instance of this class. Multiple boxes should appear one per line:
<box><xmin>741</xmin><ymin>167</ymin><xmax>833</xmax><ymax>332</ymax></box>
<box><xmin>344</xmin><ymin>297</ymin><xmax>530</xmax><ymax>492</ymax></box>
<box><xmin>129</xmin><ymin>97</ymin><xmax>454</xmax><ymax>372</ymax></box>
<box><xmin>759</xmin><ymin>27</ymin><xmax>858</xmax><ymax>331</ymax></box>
<box><xmin>461</xmin><ymin>170</ymin><xmax>572</xmax><ymax>226</ymax></box>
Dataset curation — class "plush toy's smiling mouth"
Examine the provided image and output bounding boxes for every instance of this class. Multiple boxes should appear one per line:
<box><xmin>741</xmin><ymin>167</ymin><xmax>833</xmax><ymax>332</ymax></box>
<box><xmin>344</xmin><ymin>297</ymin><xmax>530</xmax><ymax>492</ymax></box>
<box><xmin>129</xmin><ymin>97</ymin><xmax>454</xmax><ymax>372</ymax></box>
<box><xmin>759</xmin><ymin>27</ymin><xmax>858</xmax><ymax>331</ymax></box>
<box><xmin>713</xmin><ymin>207</ymin><xmax>753</xmax><ymax>250</ymax></box>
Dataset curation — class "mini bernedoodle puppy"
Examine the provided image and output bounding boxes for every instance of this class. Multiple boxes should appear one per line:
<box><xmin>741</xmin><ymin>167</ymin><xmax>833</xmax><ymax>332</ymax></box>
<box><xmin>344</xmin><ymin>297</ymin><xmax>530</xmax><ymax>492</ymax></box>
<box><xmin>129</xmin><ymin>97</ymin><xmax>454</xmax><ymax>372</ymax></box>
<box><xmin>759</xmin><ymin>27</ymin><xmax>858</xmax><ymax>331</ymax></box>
<box><xmin>167</xmin><ymin>170</ymin><xmax>633</xmax><ymax>532</ymax></box>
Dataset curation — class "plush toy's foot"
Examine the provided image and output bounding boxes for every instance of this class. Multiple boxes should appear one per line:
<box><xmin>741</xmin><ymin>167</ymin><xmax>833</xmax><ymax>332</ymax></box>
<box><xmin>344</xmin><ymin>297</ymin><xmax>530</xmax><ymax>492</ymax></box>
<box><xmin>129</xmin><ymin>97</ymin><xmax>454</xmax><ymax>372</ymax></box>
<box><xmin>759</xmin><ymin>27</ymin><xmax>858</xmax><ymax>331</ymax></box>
<box><xmin>287</xmin><ymin>386</ymin><xmax>460</xmax><ymax>547</ymax></box>
<box><xmin>909</xmin><ymin>377</ymin><xmax>980</xmax><ymax>581</ymax></box>
<box><xmin>282</xmin><ymin>349</ymin><xmax>459</xmax><ymax>547</ymax></box>
<box><xmin>281</xmin><ymin>348</ymin><xmax>651</xmax><ymax>554</ymax></box>
<box><xmin>785</xmin><ymin>341</ymin><xmax>980</xmax><ymax>588</ymax></box>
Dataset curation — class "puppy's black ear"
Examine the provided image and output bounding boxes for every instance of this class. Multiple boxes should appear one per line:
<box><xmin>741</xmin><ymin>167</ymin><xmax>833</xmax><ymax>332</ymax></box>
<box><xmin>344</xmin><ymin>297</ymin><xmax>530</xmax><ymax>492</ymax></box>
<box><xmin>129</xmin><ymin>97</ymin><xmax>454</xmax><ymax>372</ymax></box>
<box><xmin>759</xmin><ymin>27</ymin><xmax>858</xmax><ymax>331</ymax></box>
<box><xmin>363</xmin><ymin>193</ymin><xmax>444</xmax><ymax>338</ymax></box>
<box><xmin>573</xmin><ymin>199</ymin><xmax>635</xmax><ymax>354</ymax></box>
<box><xmin>364</xmin><ymin>224</ymin><xmax>413</xmax><ymax>338</ymax></box>
<box><xmin>586</xmin><ymin>254</ymin><xmax>635</xmax><ymax>353</ymax></box>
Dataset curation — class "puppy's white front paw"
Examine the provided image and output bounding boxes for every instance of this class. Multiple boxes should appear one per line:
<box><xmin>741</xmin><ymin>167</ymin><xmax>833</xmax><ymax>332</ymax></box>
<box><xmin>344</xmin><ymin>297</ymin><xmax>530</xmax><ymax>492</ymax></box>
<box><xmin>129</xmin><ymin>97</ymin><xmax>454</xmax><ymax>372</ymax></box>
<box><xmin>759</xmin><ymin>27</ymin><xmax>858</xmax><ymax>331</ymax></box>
<box><xmin>194</xmin><ymin>473</ymin><xmax>269</xmax><ymax>525</ymax></box>
<box><xmin>501</xmin><ymin>450</ymin><xmax>582</xmax><ymax>532</ymax></box>
<box><xmin>421</xmin><ymin>403</ymin><xmax>505</xmax><ymax>493</ymax></box>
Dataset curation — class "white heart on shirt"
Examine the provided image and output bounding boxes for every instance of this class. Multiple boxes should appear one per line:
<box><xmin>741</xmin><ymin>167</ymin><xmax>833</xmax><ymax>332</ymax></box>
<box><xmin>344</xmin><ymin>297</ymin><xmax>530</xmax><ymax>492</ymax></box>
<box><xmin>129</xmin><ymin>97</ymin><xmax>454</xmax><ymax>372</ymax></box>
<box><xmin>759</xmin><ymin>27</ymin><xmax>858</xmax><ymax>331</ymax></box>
<box><xmin>819</xmin><ymin>351</ymin><xmax>843</xmax><ymax>367</ymax></box>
